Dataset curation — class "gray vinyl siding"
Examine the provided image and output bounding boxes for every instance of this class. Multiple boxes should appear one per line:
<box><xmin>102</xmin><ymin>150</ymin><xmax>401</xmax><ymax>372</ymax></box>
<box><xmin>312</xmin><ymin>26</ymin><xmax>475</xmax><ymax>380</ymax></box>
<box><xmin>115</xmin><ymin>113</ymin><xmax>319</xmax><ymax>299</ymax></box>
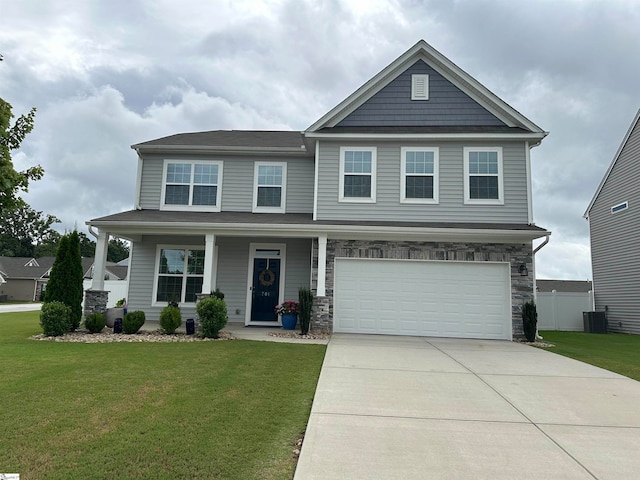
<box><xmin>316</xmin><ymin>140</ymin><xmax>529</xmax><ymax>223</ymax></box>
<box><xmin>138</xmin><ymin>154</ymin><xmax>314</xmax><ymax>213</ymax></box>
<box><xmin>337</xmin><ymin>60</ymin><xmax>506</xmax><ymax>127</ymax></box>
<box><xmin>589</xmin><ymin>118</ymin><xmax>640</xmax><ymax>334</ymax></box>
<box><xmin>127</xmin><ymin>235</ymin><xmax>311</xmax><ymax>325</ymax></box>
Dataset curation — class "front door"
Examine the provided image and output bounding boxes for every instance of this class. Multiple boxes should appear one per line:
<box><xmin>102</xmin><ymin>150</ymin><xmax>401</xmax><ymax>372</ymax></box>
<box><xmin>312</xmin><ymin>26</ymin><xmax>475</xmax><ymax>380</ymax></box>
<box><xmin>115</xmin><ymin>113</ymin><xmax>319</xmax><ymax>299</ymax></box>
<box><xmin>246</xmin><ymin>244</ymin><xmax>285</xmax><ymax>325</ymax></box>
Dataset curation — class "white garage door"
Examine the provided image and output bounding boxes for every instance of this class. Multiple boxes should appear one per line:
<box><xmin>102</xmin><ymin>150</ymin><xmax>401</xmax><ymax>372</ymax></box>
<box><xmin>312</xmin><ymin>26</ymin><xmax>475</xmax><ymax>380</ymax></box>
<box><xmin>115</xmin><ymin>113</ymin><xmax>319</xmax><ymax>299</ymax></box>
<box><xmin>334</xmin><ymin>259</ymin><xmax>512</xmax><ymax>340</ymax></box>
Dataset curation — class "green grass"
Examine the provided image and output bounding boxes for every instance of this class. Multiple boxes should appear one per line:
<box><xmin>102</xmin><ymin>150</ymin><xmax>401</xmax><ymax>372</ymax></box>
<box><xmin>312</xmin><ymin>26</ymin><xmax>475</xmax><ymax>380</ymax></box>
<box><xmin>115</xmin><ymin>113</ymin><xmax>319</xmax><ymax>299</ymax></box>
<box><xmin>0</xmin><ymin>312</ymin><xmax>326</xmax><ymax>479</ymax></box>
<box><xmin>539</xmin><ymin>330</ymin><xmax>640</xmax><ymax>381</ymax></box>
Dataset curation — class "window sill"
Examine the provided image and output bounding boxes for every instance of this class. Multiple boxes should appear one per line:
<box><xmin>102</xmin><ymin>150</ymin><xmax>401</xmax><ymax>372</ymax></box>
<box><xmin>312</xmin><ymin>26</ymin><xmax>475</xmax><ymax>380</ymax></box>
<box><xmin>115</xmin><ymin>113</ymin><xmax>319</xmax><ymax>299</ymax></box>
<box><xmin>160</xmin><ymin>204</ymin><xmax>221</xmax><ymax>212</ymax></box>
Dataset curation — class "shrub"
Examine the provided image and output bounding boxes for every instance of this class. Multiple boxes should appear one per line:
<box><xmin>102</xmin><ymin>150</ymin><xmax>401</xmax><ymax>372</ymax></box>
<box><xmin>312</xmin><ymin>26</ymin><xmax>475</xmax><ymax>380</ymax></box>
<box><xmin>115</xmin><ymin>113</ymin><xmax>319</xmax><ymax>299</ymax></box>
<box><xmin>40</xmin><ymin>301</ymin><xmax>72</xmax><ymax>337</ymax></box>
<box><xmin>115</xmin><ymin>298</ymin><xmax>126</xmax><ymax>307</ymax></box>
<box><xmin>123</xmin><ymin>310</ymin><xmax>146</xmax><ymax>334</ymax></box>
<box><xmin>197</xmin><ymin>297</ymin><xmax>228</xmax><ymax>339</ymax></box>
<box><xmin>522</xmin><ymin>300</ymin><xmax>538</xmax><ymax>342</ymax></box>
<box><xmin>298</xmin><ymin>287</ymin><xmax>314</xmax><ymax>335</ymax></box>
<box><xmin>160</xmin><ymin>305</ymin><xmax>181</xmax><ymax>334</ymax></box>
<box><xmin>84</xmin><ymin>312</ymin><xmax>106</xmax><ymax>333</ymax></box>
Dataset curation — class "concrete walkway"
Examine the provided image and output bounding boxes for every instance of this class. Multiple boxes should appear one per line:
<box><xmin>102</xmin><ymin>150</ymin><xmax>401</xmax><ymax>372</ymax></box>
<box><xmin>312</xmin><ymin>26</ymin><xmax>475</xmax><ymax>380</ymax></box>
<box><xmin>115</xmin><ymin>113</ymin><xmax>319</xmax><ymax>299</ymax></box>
<box><xmin>295</xmin><ymin>334</ymin><xmax>640</xmax><ymax>480</ymax></box>
<box><xmin>0</xmin><ymin>303</ymin><xmax>42</xmax><ymax>313</ymax></box>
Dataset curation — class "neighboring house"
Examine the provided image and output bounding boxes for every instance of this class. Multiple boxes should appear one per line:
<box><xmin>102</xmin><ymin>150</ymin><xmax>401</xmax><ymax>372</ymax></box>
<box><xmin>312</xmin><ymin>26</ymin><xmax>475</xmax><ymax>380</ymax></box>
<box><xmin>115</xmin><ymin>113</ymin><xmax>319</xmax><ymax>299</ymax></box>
<box><xmin>87</xmin><ymin>40</ymin><xmax>549</xmax><ymax>340</ymax></box>
<box><xmin>536</xmin><ymin>280</ymin><xmax>593</xmax><ymax>293</ymax></box>
<box><xmin>585</xmin><ymin>108</ymin><xmax>640</xmax><ymax>334</ymax></box>
<box><xmin>0</xmin><ymin>256</ymin><xmax>127</xmax><ymax>302</ymax></box>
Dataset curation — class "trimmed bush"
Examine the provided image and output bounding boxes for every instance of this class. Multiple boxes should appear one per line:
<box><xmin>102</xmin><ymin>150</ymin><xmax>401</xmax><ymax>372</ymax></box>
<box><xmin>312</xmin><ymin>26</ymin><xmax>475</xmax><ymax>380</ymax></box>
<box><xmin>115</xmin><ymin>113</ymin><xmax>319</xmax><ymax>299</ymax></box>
<box><xmin>123</xmin><ymin>310</ymin><xmax>146</xmax><ymax>334</ymax></box>
<box><xmin>522</xmin><ymin>300</ymin><xmax>538</xmax><ymax>342</ymax></box>
<box><xmin>197</xmin><ymin>297</ymin><xmax>228</xmax><ymax>339</ymax></box>
<box><xmin>159</xmin><ymin>305</ymin><xmax>181</xmax><ymax>334</ymax></box>
<box><xmin>84</xmin><ymin>312</ymin><xmax>106</xmax><ymax>333</ymax></box>
<box><xmin>211</xmin><ymin>288</ymin><xmax>225</xmax><ymax>300</ymax></box>
<box><xmin>40</xmin><ymin>301</ymin><xmax>72</xmax><ymax>337</ymax></box>
<box><xmin>298</xmin><ymin>287</ymin><xmax>314</xmax><ymax>335</ymax></box>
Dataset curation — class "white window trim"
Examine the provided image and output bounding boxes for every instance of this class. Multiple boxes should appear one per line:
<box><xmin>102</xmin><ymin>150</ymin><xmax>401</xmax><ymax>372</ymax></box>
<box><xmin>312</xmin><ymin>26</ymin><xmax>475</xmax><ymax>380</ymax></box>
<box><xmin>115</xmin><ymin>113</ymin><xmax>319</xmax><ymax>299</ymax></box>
<box><xmin>411</xmin><ymin>74</ymin><xmax>429</xmax><ymax>100</ymax></box>
<box><xmin>463</xmin><ymin>147</ymin><xmax>504</xmax><ymax>205</ymax></box>
<box><xmin>152</xmin><ymin>244</ymin><xmax>205</xmax><ymax>307</ymax></box>
<box><xmin>339</xmin><ymin>146</ymin><xmax>377</xmax><ymax>203</ymax></box>
<box><xmin>611</xmin><ymin>201</ymin><xmax>629</xmax><ymax>214</ymax></box>
<box><xmin>252</xmin><ymin>161</ymin><xmax>287</xmax><ymax>213</ymax></box>
<box><xmin>160</xmin><ymin>159</ymin><xmax>223</xmax><ymax>212</ymax></box>
<box><xmin>400</xmin><ymin>147</ymin><xmax>439</xmax><ymax>204</ymax></box>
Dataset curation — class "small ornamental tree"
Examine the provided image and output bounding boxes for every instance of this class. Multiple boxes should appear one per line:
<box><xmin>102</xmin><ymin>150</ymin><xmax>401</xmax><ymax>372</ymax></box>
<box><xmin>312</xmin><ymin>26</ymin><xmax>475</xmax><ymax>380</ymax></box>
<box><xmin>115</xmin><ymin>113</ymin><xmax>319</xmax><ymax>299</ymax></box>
<box><xmin>522</xmin><ymin>300</ymin><xmax>538</xmax><ymax>342</ymax></box>
<box><xmin>45</xmin><ymin>231</ymin><xmax>84</xmax><ymax>330</ymax></box>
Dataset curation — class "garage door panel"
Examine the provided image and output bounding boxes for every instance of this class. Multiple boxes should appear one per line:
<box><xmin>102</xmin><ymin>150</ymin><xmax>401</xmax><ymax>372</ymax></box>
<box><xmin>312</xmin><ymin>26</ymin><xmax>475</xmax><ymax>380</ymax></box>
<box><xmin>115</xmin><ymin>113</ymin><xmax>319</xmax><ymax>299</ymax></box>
<box><xmin>334</xmin><ymin>259</ymin><xmax>511</xmax><ymax>340</ymax></box>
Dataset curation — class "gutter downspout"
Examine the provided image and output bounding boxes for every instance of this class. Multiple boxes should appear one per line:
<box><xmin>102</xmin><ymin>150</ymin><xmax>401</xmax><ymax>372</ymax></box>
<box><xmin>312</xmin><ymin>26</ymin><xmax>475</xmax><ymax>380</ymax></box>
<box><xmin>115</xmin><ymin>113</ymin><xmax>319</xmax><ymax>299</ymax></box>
<box><xmin>532</xmin><ymin>233</ymin><xmax>551</xmax><ymax>340</ymax></box>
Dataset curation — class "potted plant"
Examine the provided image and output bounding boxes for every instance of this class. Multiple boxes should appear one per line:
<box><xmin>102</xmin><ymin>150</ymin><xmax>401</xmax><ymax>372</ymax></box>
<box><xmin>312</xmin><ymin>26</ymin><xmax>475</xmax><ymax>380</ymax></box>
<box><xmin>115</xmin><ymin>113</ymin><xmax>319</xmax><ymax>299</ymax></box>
<box><xmin>275</xmin><ymin>301</ymin><xmax>299</xmax><ymax>330</ymax></box>
<box><xmin>105</xmin><ymin>298</ymin><xmax>126</xmax><ymax>328</ymax></box>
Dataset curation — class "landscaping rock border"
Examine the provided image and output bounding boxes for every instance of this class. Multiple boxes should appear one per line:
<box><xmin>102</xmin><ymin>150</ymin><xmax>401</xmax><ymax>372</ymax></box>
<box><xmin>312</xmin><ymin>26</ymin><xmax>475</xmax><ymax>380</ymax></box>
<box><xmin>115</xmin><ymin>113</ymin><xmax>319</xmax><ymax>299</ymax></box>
<box><xmin>31</xmin><ymin>329</ymin><xmax>235</xmax><ymax>343</ymax></box>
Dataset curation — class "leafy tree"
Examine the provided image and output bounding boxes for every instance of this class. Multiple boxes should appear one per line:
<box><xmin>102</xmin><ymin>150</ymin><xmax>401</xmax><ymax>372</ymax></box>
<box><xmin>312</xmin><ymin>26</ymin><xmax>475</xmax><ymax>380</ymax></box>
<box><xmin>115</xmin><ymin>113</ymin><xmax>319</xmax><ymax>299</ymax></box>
<box><xmin>45</xmin><ymin>231</ymin><xmax>84</xmax><ymax>331</ymax></box>
<box><xmin>108</xmin><ymin>237</ymin><xmax>129</xmax><ymax>263</ymax></box>
<box><xmin>78</xmin><ymin>232</ymin><xmax>96</xmax><ymax>258</ymax></box>
<box><xmin>0</xmin><ymin>99</ymin><xmax>43</xmax><ymax>215</ymax></box>
<box><xmin>35</xmin><ymin>230</ymin><xmax>62</xmax><ymax>257</ymax></box>
<box><xmin>0</xmin><ymin>198</ymin><xmax>60</xmax><ymax>256</ymax></box>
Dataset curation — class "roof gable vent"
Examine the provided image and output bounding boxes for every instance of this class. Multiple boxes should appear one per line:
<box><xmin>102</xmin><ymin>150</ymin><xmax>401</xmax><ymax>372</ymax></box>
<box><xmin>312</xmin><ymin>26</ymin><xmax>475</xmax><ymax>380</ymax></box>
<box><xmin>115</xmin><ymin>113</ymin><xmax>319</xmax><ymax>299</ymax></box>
<box><xmin>411</xmin><ymin>74</ymin><xmax>429</xmax><ymax>100</ymax></box>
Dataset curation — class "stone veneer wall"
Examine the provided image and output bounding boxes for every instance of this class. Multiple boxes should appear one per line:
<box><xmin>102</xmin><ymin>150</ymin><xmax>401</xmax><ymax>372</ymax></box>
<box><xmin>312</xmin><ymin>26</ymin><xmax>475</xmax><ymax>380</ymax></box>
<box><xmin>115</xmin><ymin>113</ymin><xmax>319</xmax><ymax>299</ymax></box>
<box><xmin>310</xmin><ymin>239</ymin><xmax>534</xmax><ymax>339</ymax></box>
<box><xmin>83</xmin><ymin>289</ymin><xmax>109</xmax><ymax>317</ymax></box>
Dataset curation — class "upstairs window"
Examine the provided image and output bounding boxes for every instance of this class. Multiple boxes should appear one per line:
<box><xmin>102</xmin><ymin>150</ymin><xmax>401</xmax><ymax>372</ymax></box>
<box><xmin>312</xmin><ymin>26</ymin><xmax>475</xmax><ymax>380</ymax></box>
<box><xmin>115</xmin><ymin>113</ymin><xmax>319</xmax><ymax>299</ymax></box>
<box><xmin>339</xmin><ymin>147</ymin><xmax>377</xmax><ymax>203</ymax></box>
<box><xmin>154</xmin><ymin>247</ymin><xmax>205</xmax><ymax>305</ymax></box>
<box><xmin>161</xmin><ymin>160</ymin><xmax>222</xmax><ymax>211</ymax></box>
<box><xmin>464</xmin><ymin>147</ymin><xmax>504</xmax><ymax>205</ymax></box>
<box><xmin>611</xmin><ymin>201</ymin><xmax>629</xmax><ymax>214</ymax></box>
<box><xmin>253</xmin><ymin>162</ymin><xmax>287</xmax><ymax>213</ymax></box>
<box><xmin>401</xmin><ymin>147</ymin><xmax>439</xmax><ymax>203</ymax></box>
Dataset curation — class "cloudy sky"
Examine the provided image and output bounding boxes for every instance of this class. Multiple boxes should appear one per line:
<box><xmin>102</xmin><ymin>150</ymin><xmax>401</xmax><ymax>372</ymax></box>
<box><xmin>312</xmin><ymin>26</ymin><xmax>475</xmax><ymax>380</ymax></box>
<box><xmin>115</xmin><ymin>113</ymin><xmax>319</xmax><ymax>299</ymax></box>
<box><xmin>1</xmin><ymin>0</ymin><xmax>639</xmax><ymax>279</ymax></box>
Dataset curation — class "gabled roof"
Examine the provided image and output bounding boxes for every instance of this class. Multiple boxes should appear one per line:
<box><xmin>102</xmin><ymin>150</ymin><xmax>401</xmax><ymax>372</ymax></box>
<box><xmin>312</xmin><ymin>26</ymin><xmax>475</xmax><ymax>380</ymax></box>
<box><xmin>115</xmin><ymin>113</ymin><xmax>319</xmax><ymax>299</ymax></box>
<box><xmin>584</xmin><ymin>107</ymin><xmax>640</xmax><ymax>218</ymax></box>
<box><xmin>306</xmin><ymin>39</ymin><xmax>546</xmax><ymax>137</ymax></box>
<box><xmin>0</xmin><ymin>256</ymin><xmax>54</xmax><ymax>279</ymax></box>
<box><xmin>132</xmin><ymin>130</ymin><xmax>309</xmax><ymax>155</ymax></box>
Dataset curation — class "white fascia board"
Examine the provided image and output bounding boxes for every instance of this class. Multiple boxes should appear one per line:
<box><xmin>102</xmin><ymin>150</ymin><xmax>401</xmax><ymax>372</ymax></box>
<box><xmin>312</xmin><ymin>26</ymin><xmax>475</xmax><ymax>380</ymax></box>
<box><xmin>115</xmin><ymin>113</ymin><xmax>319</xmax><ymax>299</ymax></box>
<box><xmin>304</xmin><ymin>132</ymin><xmax>547</xmax><ymax>141</ymax></box>
<box><xmin>584</xmin><ymin>107</ymin><xmax>640</xmax><ymax>218</ymax></box>
<box><xmin>86</xmin><ymin>220</ymin><xmax>549</xmax><ymax>244</ymax></box>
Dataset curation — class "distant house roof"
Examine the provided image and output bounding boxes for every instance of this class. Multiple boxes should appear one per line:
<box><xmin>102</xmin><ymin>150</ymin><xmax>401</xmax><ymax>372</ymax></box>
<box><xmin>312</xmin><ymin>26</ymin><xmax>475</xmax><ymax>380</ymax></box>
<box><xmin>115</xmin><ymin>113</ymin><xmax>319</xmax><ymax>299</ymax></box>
<box><xmin>537</xmin><ymin>280</ymin><xmax>593</xmax><ymax>293</ymax></box>
<box><xmin>0</xmin><ymin>256</ymin><xmax>127</xmax><ymax>281</ymax></box>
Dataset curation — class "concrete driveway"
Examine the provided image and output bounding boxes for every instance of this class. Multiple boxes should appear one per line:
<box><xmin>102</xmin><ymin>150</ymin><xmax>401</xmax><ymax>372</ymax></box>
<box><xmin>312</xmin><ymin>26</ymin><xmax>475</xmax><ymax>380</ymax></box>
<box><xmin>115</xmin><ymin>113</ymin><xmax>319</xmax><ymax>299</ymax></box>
<box><xmin>294</xmin><ymin>334</ymin><xmax>640</xmax><ymax>480</ymax></box>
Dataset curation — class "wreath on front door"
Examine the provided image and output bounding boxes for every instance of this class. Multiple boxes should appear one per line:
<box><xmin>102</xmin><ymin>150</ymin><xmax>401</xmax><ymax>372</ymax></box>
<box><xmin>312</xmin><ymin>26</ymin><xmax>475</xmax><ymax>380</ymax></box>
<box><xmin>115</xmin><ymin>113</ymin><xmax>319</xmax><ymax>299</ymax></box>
<box><xmin>258</xmin><ymin>269</ymin><xmax>276</xmax><ymax>287</ymax></box>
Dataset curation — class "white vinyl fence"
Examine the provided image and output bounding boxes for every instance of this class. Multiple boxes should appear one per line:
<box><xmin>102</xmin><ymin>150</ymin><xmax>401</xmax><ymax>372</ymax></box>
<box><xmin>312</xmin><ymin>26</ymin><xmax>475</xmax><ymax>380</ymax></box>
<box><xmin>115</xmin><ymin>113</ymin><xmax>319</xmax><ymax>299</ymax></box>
<box><xmin>537</xmin><ymin>291</ymin><xmax>594</xmax><ymax>331</ymax></box>
<box><xmin>82</xmin><ymin>280</ymin><xmax>129</xmax><ymax>309</ymax></box>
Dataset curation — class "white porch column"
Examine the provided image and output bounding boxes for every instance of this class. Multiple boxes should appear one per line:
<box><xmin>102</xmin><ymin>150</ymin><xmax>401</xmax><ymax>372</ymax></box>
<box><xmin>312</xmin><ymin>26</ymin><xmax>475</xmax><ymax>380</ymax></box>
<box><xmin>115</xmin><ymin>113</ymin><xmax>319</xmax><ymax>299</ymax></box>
<box><xmin>317</xmin><ymin>235</ymin><xmax>327</xmax><ymax>296</ymax></box>
<box><xmin>92</xmin><ymin>230</ymin><xmax>109</xmax><ymax>291</ymax></box>
<box><xmin>201</xmin><ymin>233</ymin><xmax>216</xmax><ymax>294</ymax></box>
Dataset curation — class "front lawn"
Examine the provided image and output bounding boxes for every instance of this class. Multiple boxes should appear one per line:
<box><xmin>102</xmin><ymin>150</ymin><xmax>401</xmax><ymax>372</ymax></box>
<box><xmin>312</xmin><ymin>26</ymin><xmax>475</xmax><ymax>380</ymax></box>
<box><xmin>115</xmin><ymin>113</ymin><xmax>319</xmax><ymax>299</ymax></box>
<box><xmin>539</xmin><ymin>330</ymin><xmax>640</xmax><ymax>381</ymax></box>
<box><xmin>0</xmin><ymin>311</ymin><xmax>326</xmax><ymax>479</ymax></box>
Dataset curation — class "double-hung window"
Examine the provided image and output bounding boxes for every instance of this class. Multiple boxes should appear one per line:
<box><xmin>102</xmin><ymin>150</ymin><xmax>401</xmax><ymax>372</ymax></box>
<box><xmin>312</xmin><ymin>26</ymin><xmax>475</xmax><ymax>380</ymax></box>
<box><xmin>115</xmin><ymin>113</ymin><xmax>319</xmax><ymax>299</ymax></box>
<box><xmin>161</xmin><ymin>160</ymin><xmax>222</xmax><ymax>211</ymax></box>
<box><xmin>401</xmin><ymin>147</ymin><xmax>439</xmax><ymax>203</ymax></box>
<box><xmin>464</xmin><ymin>147</ymin><xmax>504</xmax><ymax>204</ymax></box>
<box><xmin>154</xmin><ymin>247</ymin><xmax>205</xmax><ymax>305</ymax></box>
<box><xmin>253</xmin><ymin>162</ymin><xmax>287</xmax><ymax>213</ymax></box>
<box><xmin>339</xmin><ymin>147</ymin><xmax>376</xmax><ymax>202</ymax></box>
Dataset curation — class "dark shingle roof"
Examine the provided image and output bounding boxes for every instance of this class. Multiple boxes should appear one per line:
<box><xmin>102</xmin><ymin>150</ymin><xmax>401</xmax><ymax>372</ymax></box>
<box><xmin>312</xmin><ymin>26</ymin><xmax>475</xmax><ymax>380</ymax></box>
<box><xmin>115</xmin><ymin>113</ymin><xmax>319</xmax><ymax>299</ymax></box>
<box><xmin>90</xmin><ymin>209</ymin><xmax>548</xmax><ymax>233</ymax></box>
<box><xmin>132</xmin><ymin>130</ymin><xmax>307</xmax><ymax>150</ymax></box>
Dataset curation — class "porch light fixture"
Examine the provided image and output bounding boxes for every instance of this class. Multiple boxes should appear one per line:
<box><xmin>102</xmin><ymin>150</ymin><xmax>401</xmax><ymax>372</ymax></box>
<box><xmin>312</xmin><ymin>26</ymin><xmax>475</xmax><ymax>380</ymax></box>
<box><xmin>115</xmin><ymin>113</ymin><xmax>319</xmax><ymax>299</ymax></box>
<box><xmin>518</xmin><ymin>264</ymin><xmax>528</xmax><ymax>276</ymax></box>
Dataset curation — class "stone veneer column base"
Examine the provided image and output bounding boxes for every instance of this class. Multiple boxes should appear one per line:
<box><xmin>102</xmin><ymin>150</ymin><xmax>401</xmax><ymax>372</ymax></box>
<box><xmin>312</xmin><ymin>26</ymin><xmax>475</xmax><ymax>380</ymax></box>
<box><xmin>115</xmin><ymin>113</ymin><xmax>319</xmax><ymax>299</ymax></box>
<box><xmin>311</xmin><ymin>296</ymin><xmax>332</xmax><ymax>333</ymax></box>
<box><xmin>84</xmin><ymin>289</ymin><xmax>108</xmax><ymax>317</ymax></box>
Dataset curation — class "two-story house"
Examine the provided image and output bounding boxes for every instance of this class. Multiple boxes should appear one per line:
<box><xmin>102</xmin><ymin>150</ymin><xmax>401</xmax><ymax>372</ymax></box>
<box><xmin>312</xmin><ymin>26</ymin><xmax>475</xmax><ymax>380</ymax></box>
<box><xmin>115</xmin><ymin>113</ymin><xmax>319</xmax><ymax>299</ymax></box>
<box><xmin>87</xmin><ymin>40</ymin><xmax>549</xmax><ymax>340</ymax></box>
<box><xmin>584</xmin><ymin>107</ymin><xmax>640</xmax><ymax>334</ymax></box>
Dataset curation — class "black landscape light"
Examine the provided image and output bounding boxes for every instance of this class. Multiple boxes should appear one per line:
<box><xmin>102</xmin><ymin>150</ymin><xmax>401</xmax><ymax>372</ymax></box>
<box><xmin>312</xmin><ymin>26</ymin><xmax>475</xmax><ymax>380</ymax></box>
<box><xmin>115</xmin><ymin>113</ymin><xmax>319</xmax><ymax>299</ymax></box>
<box><xmin>114</xmin><ymin>317</ymin><xmax>123</xmax><ymax>334</ymax></box>
<box><xmin>186</xmin><ymin>318</ymin><xmax>195</xmax><ymax>335</ymax></box>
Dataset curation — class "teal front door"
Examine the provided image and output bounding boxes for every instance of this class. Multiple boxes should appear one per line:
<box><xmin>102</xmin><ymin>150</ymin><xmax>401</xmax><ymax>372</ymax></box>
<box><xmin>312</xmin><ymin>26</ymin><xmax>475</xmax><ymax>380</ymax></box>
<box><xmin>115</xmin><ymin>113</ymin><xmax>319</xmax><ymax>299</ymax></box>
<box><xmin>250</xmin><ymin>257</ymin><xmax>281</xmax><ymax>322</ymax></box>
